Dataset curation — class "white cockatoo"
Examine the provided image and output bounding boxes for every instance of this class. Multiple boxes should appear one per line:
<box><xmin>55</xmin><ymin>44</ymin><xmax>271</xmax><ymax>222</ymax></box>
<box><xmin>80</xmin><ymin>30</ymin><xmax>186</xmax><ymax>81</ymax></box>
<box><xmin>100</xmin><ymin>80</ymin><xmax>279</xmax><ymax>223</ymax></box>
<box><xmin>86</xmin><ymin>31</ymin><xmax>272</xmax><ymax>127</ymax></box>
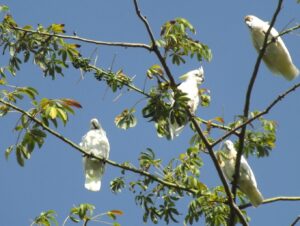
<box><xmin>80</xmin><ymin>118</ymin><xmax>110</xmax><ymax>192</ymax></box>
<box><xmin>217</xmin><ymin>140</ymin><xmax>264</xmax><ymax>207</ymax></box>
<box><xmin>244</xmin><ymin>15</ymin><xmax>299</xmax><ymax>80</ymax></box>
<box><xmin>168</xmin><ymin>67</ymin><xmax>204</xmax><ymax>139</ymax></box>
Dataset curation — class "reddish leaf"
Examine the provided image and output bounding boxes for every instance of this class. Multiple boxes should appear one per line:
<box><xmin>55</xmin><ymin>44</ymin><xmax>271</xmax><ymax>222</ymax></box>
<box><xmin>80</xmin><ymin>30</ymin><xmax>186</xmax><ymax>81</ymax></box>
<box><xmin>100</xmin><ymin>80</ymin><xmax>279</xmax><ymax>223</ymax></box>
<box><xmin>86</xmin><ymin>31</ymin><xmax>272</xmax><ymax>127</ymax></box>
<box><xmin>61</xmin><ymin>99</ymin><xmax>82</xmax><ymax>108</ymax></box>
<box><xmin>109</xmin><ymin>210</ymin><xmax>124</xmax><ymax>216</ymax></box>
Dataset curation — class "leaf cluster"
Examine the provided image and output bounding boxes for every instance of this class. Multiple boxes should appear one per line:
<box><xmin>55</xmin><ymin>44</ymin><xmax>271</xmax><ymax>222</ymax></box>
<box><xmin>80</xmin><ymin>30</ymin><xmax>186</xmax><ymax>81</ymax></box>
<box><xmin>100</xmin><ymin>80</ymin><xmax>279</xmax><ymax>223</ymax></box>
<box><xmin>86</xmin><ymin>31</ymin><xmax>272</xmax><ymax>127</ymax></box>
<box><xmin>95</xmin><ymin>69</ymin><xmax>133</xmax><ymax>92</ymax></box>
<box><xmin>31</xmin><ymin>210</ymin><xmax>58</xmax><ymax>226</ymax></box>
<box><xmin>142</xmin><ymin>85</ymin><xmax>194</xmax><ymax>139</ymax></box>
<box><xmin>229</xmin><ymin>112</ymin><xmax>277</xmax><ymax>157</ymax></box>
<box><xmin>158</xmin><ymin>18</ymin><xmax>212</xmax><ymax>65</ymax></box>
<box><xmin>0</xmin><ymin>15</ymin><xmax>80</xmax><ymax>79</ymax></box>
<box><xmin>1</xmin><ymin>85</ymin><xmax>82</xmax><ymax>166</ymax></box>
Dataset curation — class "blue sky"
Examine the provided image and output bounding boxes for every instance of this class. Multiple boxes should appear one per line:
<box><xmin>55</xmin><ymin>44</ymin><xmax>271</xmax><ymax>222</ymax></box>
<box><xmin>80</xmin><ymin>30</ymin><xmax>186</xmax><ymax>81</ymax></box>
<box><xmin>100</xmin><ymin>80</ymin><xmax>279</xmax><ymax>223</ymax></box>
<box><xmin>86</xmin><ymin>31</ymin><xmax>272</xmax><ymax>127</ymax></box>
<box><xmin>0</xmin><ymin>0</ymin><xmax>300</xmax><ymax>225</ymax></box>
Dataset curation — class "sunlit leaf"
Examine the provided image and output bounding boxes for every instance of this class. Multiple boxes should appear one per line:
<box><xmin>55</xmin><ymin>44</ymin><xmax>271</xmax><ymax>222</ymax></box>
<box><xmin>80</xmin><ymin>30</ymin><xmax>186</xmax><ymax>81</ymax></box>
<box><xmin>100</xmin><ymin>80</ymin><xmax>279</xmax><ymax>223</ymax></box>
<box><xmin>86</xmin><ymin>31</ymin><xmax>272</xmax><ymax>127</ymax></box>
<box><xmin>0</xmin><ymin>5</ymin><xmax>9</xmax><ymax>12</ymax></box>
<box><xmin>5</xmin><ymin>145</ymin><xmax>14</xmax><ymax>160</ymax></box>
<box><xmin>48</xmin><ymin>107</ymin><xmax>57</xmax><ymax>119</ymax></box>
<box><xmin>50</xmin><ymin>24</ymin><xmax>65</xmax><ymax>33</ymax></box>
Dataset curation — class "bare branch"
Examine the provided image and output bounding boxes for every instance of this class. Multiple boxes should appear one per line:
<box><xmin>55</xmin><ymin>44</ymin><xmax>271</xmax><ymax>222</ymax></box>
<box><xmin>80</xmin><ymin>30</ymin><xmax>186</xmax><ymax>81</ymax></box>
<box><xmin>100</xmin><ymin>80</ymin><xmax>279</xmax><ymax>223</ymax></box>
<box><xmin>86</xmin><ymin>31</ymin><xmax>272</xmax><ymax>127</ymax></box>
<box><xmin>199</xmin><ymin>118</ymin><xmax>240</xmax><ymax>136</ymax></box>
<box><xmin>212</xmin><ymin>81</ymin><xmax>300</xmax><ymax>148</ymax></box>
<box><xmin>291</xmin><ymin>215</ymin><xmax>300</xmax><ymax>226</ymax></box>
<box><xmin>11</xmin><ymin>26</ymin><xmax>152</xmax><ymax>51</ymax></box>
<box><xmin>277</xmin><ymin>24</ymin><xmax>300</xmax><ymax>39</ymax></box>
<box><xmin>239</xmin><ymin>196</ymin><xmax>300</xmax><ymax>209</ymax></box>
<box><xmin>0</xmin><ymin>99</ymin><xmax>197</xmax><ymax>194</ymax></box>
<box><xmin>229</xmin><ymin>0</ymin><xmax>284</xmax><ymax>225</ymax></box>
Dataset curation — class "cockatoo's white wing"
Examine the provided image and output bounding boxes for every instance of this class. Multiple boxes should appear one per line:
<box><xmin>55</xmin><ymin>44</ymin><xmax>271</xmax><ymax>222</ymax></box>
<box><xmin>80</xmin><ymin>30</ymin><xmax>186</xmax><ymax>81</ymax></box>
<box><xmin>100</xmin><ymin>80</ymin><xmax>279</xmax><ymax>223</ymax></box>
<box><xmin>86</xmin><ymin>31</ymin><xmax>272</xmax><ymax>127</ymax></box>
<box><xmin>245</xmin><ymin>15</ymin><xmax>299</xmax><ymax>80</ymax></box>
<box><xmin>239</xmin><ymin>156</ymin><xmax>257</xmax><ymax>188</ymax></box>
<box><xmin>80</xmin><ymin>118</ymin><xmax>110</xmax><ymax>192</ymax></box>
<box><xmin>218</xmin><ymin>140</ymin><xmax>263</xmax><ymax>207</ymax></box>
<box><xmin>238</xmin><ymin>156</ymin><xmax>263</xmax><ymax>207</ymax></box>
<box><xmin>168</xmin><ymin>67</ymin><xmax>204</xmax><ymax>140</ymax></box>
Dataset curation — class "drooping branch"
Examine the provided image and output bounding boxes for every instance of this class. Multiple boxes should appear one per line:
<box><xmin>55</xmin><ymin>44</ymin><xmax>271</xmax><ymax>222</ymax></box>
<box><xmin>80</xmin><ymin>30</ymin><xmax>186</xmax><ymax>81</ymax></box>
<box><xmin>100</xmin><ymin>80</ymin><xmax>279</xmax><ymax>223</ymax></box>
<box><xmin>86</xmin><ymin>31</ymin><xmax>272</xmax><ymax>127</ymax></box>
<box><xmin>239</xmin><ymin>196</ymin><xmax>300</xmax><ymax>209</ymax></box>
<box><xmin>10</xmin><ymin>26</ymin><xmax>152</xmax><ymax>51</ymax></box>
<box><xmin>212</xmin><ymin>81</ymin><xmax>300</xmax><ymax>148</ymax></box>
<box><xmin>0</xmin><ymin>99</ymin><xmax>197</xmax><ymax>194</ymax></box>
<box><xmin>229</xmin><ymin>0</ymin><xmax>284</xmax><ymax>225</ymax></box>
<box><xmin>132</xmin><ymin>0</ymin><xmax>248</xmax><ymax>225</ymax></box>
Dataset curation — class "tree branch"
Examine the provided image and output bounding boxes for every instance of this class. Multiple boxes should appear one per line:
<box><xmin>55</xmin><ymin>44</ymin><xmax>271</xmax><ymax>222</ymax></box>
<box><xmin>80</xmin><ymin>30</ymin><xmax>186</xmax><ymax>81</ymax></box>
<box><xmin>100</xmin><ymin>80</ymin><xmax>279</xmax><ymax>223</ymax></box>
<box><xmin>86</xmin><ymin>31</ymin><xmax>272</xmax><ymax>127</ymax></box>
<box><xmin>211</xmin><ymin>81</ymin><xmax>300</xmax><ymax>148</ymax></box>
<box><xmin>132</xmin><ymin>0</ymin><xmax>176</xmax><ymax>86</ymax></box>
<box><xmin>188</xmin><ymin>112</ymin><xmax>248</xmax><ymax>226</ymax></box>
<box><xmin>132</xmin><ymin>0</ymin><xmax>248</xmax><ymax>225</ymax></box>
<box><xmin>239</xmin><ymin>196</ymin><xmax>300</xmax><ymax>209</ymax></box>
<box><xmin>229</xmin><ymin>0</ymin><xmax>283</xmax><ymax>225</ymax></box>
<box><xmin>291</xmin><ymin>215</ymin><xmax>300</xmax><ymax>226</ymax></box>
<box><xmin>199</xmin><ymin>118</ymin><xmax>240</xmax><ymax>136</ymax></box>
<box><xmin>11</xmin><ymin>26</ymin><xmax>152</xmax><ymax>51</ymax></box>
<box><xmin>87</xmin><ymin>64</ymin><xmax>151</xmax><ymax>98</ymax></box>
<box><xmin>0</xmin><ymin>99</ymin><xmax>198</xmax><ymax>194</ymax></box>
<box><xmin>276</xmin><ymin>24</ymin><xmax>300</xmax><ymax>39</ymax></box>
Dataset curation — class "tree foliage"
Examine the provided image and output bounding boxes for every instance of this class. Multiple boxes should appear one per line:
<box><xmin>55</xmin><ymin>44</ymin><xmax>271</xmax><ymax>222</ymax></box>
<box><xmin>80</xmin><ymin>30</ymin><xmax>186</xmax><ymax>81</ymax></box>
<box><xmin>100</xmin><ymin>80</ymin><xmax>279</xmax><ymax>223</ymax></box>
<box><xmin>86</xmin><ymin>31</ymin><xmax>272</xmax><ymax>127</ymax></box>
<box><xmin>0</xmin><ymin>1</ymin><xmax>300</xmax><ymax>226</ymax></box>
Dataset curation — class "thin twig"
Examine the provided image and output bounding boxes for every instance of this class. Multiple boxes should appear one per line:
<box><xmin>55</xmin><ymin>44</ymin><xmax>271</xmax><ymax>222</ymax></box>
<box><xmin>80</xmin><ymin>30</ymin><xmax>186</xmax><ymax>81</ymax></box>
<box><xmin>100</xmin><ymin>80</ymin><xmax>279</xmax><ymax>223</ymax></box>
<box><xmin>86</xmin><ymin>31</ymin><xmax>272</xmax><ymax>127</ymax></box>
<box><xmin>211</xmin><ymin>82</ymin><xmax>300</xmax><ymax>148</ymax></box>
<box><xmin>132</xmin><ymin>0</ymin><xmax>176</xmax><ymax>86</ymax></box>
<box><xmin>11</xmin><ymin>26</ymin><xmax>152</xmax><ymax>51</ymax></box>
<box><xmin>199</xmin><ymin>118</ymin><xmax>240</xmax><ymax>136</ymax></box>
<box><xmin>87</xmin><ymin>64</ymin><xmax>151</xmax><ymax>98</ymax></box>
<box><xmin>291</xmin><ymin>216</ymin><xmax>300</xmax><ymax>226</ymax></box>
<box><xmin>239</xmin><ymin>196</ymin><xmax>300</xmax><ymax>209</ymax></box>
<box><xmin>229</xmin><ymin>0</ymin><xmax>284</xmax><ymax>225</ymax></box>
<box><xmin>0</xmin><ymin>99</ymin><xmax>197</xmax><ymax>195</ymax></box>
<box><xmin>276</xmin><ymin>24</ymin><xmax>300</xmax><ymax>39</ymax></box>
<box><xmin>132</xmin><ymin>0</ymin><xmax>248</xmax><ymax>225</ymax></box>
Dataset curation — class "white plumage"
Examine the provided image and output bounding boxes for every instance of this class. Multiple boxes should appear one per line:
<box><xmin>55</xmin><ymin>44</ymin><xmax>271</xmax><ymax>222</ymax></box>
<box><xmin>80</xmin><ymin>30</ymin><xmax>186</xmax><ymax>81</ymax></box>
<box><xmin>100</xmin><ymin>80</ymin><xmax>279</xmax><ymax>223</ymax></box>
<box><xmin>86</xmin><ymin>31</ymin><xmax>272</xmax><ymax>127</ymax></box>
<box><xmin>168</xmin><ymin>67</ymin><xmax>204</xmax><ymax>140</ymax></box>
<box><xmin>80</xmin><ymin>118</ymin><xmax>110</xmax><ymax>192</ymax></box>
<box><xmin>245</xmin><ymin>15</ymin><xmax>299</xmax><ymax>80</ymax></box>
<box><xmin>217</xmin><ymin>140</ymin><xmax>264</xmax><ymax>207</ymax></box>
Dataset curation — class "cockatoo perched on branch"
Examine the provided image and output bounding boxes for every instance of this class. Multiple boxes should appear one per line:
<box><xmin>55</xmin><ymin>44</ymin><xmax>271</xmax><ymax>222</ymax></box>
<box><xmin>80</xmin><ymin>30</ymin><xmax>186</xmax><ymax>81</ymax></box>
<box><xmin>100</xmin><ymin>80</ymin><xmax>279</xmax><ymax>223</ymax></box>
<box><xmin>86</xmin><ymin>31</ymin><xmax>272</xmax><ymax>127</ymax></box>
<box><xmin>80</xmin><ymin>118</ymin><xmax>110</xmax><ymax>192</ymax></box>
<box><xmin>217</xmin><ymin>140</ymin><xmax>264</xmax><ymax>207</ymax></box>
<box><xmin>168</xmin><ymin>67</ymin><xmax>204</xmax><ymax>139</ymax></box>
<box><xmin>245</xmin><ymin>15</ymin><xmax>299</xmax><ymax>81</ymax></box>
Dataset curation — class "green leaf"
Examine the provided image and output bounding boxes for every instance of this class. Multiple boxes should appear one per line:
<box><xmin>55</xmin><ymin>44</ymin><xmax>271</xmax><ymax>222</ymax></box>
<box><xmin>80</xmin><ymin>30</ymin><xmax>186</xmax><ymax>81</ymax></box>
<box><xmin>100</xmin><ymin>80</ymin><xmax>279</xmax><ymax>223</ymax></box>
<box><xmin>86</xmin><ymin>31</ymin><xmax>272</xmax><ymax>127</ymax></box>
<box><xmin>159</xmin><ymin>17</ymin><xmax>212</xmax><ymax>65</ymax></box>
<box><xmin>48</xmin><ymin>107</ymin><xmax>57</xmax><ymax>119</ymax></box>
<box><xmin>110</xmin><ymin>177</ymin><xmax>125</xmax><ymax>193</ymax></box>
<box><xmin>16</xmin><ymin>145</ymin><xmax>25</xmax><ymax>167</ymax></box>
<box><xmin>147</xmin><ymin>64</ymin><xmax>164</xmax><ymax>79</ymax></box>
<box><xmin>50</xmin><ymin>24</ymin><xmax>65</xmax><ymax>33</ymax></box>
<box><xmin>115</xmin><ymin>108</ymin><xmax>137</xmax><ymax>130</ymax></box>
<box><xmin>0</xmin><ymin>5</ymin><xmax>9</xmax><ymax>12</ymax></box>
<box><xmin>16</xmin><ymin>87</ymin><xmax>39</xmax><ymax>100</ymax></box>
<box><xmin>5</xmin><ymin>145</ymin><xmax>14</xmax><ymax>160</ymax></box>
